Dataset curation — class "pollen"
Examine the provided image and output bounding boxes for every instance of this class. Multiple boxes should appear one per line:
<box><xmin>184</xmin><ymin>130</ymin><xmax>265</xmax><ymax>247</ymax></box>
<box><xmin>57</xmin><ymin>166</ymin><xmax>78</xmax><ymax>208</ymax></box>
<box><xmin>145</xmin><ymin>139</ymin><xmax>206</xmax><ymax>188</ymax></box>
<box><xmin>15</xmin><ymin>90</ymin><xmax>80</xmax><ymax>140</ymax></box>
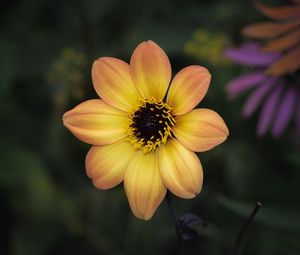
<box><xmin>128</xmin><ymin>98</ymin><xmax>176</xmax><ymax>153</ymax></box>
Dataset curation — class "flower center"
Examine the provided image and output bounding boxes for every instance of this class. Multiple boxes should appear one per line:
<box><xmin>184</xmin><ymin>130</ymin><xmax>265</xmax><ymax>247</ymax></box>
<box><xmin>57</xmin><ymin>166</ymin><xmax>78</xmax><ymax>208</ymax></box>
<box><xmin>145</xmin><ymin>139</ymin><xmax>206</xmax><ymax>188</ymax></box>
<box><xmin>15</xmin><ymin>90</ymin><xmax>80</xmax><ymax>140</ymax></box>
<box><xmin>128</xmin><ymin>98</ymin><xmax>176</xmax><ymax>153</ymax></box>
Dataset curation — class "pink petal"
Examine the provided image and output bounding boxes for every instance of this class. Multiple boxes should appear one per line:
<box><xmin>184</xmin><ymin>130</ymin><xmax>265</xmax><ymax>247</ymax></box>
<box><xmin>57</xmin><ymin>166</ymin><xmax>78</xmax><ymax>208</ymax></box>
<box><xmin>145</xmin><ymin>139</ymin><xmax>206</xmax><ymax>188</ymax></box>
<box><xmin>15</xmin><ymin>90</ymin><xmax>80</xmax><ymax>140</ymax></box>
<box><xmin>271</xmin><ymin>87</ymin><xmax>297</xmax><ymax>137</ymax></box>
<box><xmin>242</xmin><ymin>78</ymin><xmax>277</xmax><ymax>118</ymax></box>
<box><xmin>225</xmin><ymin>42</ymin><xmax>280</xmax><ymax>66</ymax></box>
<box><xmin>226</xmin><ymin>72</ymin><xmax>268</xmax><ymax>99</ymax></box>
<box><xmin>296</xmin><ymin>91</ymin><xmax>300</xmax><ymax>131</ymax></box>
<box><xmin>257</xmin><ymin>84</ymin><xmax>284</xmax><ymax>136</ymax></box>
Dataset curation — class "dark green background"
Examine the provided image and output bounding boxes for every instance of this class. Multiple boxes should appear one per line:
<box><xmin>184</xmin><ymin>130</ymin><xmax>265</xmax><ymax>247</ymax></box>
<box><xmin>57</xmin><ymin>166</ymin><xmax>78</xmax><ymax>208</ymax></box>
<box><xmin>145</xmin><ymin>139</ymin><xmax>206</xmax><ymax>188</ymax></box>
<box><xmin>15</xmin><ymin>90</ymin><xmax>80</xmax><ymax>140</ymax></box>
<box><xmin>1</xmin><ymin>0</ymin><xmax>300</xmax><ymax>254</ymax></box>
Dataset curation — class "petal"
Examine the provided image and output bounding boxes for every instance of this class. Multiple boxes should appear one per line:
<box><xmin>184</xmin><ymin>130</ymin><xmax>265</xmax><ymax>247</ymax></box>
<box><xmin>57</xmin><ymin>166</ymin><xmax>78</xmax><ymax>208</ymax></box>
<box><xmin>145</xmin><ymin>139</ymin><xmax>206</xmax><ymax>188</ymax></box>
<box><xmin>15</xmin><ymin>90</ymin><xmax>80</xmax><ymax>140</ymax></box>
<box><xmin>158</xmin><ymin>139</ymin><xmax>203</xmax><ymax>199</ymax></box>
<box><xmin>242</xmin><ymin>78</ymin><xmax>277</xmax><ymax>118</ymax></box>
<box><xmin>173</xmin><ymin>109</ymin><xmax>229</xmax><ymax>152</ymax></box>
<box><xmin>86</xmin><ymin>139</ymin><xmax>136</xmax><ymax>190</ymax></box>
<box><xmin>255</xmin><ymin>1</ymin><xmax>300</xmax><ymax>20</ymax></box>
<box><xmin>63</xmin><ymin>99</ymin><xmax>128</xmax><ymax>145</ymax></box>
<box><xmin>266</xmin><ymin>45</ymin><xmax>300</xmax><ymax>76</ymax></box>
<box><xmin>130</xmin><ymin>40</ymin><xmax>171</xmax><ymax>100</ymax></box>
<box><xmin>271</xmin><ymin>87</ymin><xmax>297</xmax><ymax>137</ymax></box>
<box><xmin>296</xmin><ymin>93</ymin><xmax>300</xmax><ymax>131</ymax></box>
<box><xmin>224</xmin><ymin>43</ymin><xmax>280</xmax><ymax>66</ymax></box>
<box><xmin>263</xmin><ymin>29</ymin><xmax>300</xmax><ymax>52</ymax></box>
<box><xmin>226</xmin><ymin>72</ymin><xmax>267</xmax><ymax>99</ymax></box>
<box><xmin>166</xmin><ymin>66</ymin><xmax>211</xmax><ymax>116</ymax></box>
<box><xmin>124</xmin><ymin>150</ymin><xmax>166</xmax><ymax>220</ymax></box>
<box><xmin>242</xmin><ymin>18</ymin><xmax>300</xmax><ymax>39</ymax></box>
<box><xmin>257</xmin><ymin>84</ymin><xmax>284</xmax><ymax>136</ymax></box>
<box><xmin>92</xmin><ymin>57</ymin><xmax>140</xmax><ymax>112</ymax></box>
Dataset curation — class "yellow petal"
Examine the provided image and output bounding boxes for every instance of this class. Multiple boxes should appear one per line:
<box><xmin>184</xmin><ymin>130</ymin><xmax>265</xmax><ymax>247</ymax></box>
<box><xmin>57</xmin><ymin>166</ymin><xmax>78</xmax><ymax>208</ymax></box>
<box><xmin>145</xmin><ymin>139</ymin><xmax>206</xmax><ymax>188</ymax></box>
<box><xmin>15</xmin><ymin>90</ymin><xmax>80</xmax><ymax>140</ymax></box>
<box><xmin>173</xmin><ymin>109</ymin><xmax>229</xmax><ymax>152</ymax></box>
<box><xmin>63</xmin><ymin>99</ymin><xmax>128</xmax><ymax>145</ymax></box>
<box><xmin>124</xmin><ymin>150</ymin><xmax>166</xmax><ymax>220</ymax></box>
<box><xmin>92</xmin><ymin>57</ymin><xmax>140</xmax><ymax>112</ymax></box>
<box><xmin>86</xmin><ymin>139</ymin><xmax>136</xmax><ymax>190</ymax></box>
<box><xmin>130</xmin><ymin>40</ymin><xmax>171</xmax><ymax>100</ymax></box>
<box><xmin>158</xmin><ymin>139</ymin><xmax>203</xmax><ymax>199</ymax></box>
<box><xmin>166</xmin><ymin>65</ymin><xmax>211</xmax><ymax>116</ymax></box>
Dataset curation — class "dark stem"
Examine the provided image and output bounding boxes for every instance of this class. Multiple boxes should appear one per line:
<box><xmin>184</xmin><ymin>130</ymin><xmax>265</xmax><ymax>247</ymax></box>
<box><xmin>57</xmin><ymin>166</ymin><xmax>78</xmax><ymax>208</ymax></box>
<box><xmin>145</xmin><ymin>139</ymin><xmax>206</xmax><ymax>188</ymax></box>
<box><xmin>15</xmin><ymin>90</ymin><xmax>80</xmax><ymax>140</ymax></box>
<box><xmin>166</xmin><ymin>191</ymin><xmax>183</xmax><ymax>255</ymax></box>
<box><xmin>230</xmin><ymin>202</ymin><xmax>262</xmax><ymax>255</ymax></box>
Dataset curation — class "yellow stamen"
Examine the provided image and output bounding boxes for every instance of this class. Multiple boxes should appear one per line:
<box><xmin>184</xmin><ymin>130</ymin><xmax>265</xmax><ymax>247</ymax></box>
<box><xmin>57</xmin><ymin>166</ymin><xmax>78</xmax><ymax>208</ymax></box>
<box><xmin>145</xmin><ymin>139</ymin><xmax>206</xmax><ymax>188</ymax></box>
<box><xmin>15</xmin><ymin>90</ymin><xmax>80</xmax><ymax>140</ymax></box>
<box><xmin>127</xmin><ymin>97</ymin><xmax>176</xmax><ymax>153</ymax></box>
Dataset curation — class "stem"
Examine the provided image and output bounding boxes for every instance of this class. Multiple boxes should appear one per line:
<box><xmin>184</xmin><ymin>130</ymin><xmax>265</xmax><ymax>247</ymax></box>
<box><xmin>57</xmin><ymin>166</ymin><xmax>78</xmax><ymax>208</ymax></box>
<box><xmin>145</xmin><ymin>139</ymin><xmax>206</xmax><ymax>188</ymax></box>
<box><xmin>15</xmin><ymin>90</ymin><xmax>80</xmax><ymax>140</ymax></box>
<box><xmin>166</xmin><ymin>192</ymin><xmax>183</xmax><ymax>255</ymax></box>
<box><xmin>230</xmin><ymin>202</ymin><xmax>262</xmax><ymax>255</ymax></box>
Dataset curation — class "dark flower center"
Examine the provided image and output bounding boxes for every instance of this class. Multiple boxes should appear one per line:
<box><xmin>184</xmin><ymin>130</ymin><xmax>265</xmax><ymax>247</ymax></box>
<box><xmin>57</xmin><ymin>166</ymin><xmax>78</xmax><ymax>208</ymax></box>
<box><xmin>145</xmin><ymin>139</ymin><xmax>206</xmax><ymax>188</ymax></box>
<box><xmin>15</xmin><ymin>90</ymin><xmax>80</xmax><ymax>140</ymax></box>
<box><xmin>128</xmin><ymin>99</ymin><xmax>175</xmax><ymax>153</ymax></box>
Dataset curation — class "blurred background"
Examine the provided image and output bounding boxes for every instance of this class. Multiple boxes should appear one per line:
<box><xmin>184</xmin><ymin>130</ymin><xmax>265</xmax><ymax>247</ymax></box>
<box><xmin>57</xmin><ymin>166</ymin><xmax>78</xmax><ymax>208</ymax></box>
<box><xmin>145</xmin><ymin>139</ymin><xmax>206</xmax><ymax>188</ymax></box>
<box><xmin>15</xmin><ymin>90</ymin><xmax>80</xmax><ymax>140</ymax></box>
<box><xmin>1</xmin><ymin>0</ymin><xmax>300</xmax><ymax>254</ymax></box>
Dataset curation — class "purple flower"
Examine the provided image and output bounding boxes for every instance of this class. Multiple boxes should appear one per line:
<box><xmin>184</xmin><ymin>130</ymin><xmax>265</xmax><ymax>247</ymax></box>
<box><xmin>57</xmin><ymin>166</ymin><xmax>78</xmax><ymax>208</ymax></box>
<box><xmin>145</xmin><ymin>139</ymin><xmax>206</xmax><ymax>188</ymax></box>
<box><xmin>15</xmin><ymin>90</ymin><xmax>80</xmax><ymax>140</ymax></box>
<box><xmin>225</xmin><ymin>42</ymin><xmax>300</xmax><ymax>137</ymax></box>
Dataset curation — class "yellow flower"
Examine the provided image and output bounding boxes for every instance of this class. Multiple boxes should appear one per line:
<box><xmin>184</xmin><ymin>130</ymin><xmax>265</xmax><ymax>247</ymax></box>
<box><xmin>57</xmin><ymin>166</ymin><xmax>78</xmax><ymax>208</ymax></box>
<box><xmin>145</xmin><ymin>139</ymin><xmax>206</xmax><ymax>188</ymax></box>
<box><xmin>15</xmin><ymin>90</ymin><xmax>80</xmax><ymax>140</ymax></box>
<box><xmin>63</xmin><ymin>41</ymin><xmax>229</xmax><ymax>220</ymax></box>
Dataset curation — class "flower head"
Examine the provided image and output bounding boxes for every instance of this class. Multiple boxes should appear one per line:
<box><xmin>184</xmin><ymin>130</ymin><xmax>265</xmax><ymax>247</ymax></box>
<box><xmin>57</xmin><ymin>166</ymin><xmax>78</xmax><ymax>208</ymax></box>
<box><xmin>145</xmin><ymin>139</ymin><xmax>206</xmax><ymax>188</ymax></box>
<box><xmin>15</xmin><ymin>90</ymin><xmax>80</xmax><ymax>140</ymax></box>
<box><xmin>242</xmin><ymin>0</ymin><xmax>300</xmax><ymax>76</ymax></box>
<box><xmin>225</xmin><ymin>1</ymin><xmax>300</xmax><ymax>137</ymax></box>
<box><xmin>63</xmin><ymin>41</ymin><xmax>228</xmax><ymax>220</ymax></box>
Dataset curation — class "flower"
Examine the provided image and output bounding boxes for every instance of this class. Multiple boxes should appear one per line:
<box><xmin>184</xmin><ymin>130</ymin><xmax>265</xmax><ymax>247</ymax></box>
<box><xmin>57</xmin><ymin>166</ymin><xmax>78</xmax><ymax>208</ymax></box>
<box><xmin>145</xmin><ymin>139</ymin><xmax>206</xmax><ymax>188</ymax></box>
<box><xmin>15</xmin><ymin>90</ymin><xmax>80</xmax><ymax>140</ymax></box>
<box><xmin>225</xmin><ymin>1</ymin><xmax>300</xmax><ymax>137</ymax></box>
<box><xmin>225</xmin><ymin>43</ymin><xmax>300</xmax><ymax>137</ymax></box>
<box><xmin>63</xmin><ymin>41</ymin><xmax>229</xmax><ymax>220</ymax></box>
<box><xmin>242</xmin><ymin>0</ymin><xmax>300</xmax><ymax>77</ymax></box>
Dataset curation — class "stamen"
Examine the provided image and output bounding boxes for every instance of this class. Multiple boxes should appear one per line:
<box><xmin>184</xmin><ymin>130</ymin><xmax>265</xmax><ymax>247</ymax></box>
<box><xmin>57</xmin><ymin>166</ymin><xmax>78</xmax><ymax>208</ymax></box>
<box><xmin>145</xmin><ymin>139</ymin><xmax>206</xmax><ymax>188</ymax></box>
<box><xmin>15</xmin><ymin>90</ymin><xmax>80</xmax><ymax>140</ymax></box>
<box><xmin>127</xmin><ymin>98</ymin><xmax>176</xmax><ymax>153</ymax></box>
